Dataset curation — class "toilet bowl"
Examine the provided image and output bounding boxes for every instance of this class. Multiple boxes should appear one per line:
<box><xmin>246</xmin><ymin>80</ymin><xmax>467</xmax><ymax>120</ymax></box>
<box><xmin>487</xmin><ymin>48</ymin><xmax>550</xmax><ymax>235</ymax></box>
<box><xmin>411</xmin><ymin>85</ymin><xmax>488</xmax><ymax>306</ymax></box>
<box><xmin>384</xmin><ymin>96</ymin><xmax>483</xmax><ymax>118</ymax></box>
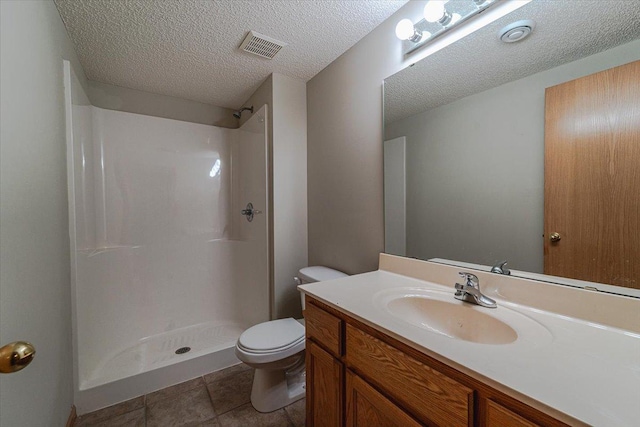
<box><xmin>235</xmin><ymin>266</ymin><xmax>347</xmax><ymax>413</ymax></box>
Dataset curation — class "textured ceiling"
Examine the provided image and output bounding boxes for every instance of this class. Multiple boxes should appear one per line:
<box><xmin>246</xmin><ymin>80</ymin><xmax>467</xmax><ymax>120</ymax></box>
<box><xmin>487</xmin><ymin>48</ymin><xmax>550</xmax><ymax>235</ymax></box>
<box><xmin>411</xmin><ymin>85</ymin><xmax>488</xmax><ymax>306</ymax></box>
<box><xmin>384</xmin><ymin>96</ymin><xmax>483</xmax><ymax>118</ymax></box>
<box><xmin>384</xmin><ymin>0</ymin><xmax>640</xmax><ymax>124</ymax></box>
<box><xmin>54</xmin><ymin>0</ymin><xmax>408</xmax><ymax>109</ymax></box>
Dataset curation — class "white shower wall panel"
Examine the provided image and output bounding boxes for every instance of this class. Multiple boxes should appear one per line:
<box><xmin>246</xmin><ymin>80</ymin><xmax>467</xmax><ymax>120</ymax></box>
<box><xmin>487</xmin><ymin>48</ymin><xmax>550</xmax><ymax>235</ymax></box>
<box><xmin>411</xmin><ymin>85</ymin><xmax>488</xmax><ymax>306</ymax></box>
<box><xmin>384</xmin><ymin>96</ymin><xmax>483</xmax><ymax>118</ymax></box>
<box><xmin>94</xmin><ymin>109</ymin><xmax>232</xmax><ymax>246</ymax></box>
<box><xmin>71</xmin><ymin>103</ymin><xmax>96</xmax><ymax>251</ymax></box>
<box><xmin>74</xmin><ymin>240</ymin><xmax>238</xmax><ymax>385</ymax></box>
<box><xmin>72</xmin><ymin>107</ymin><xmax>266</xmax><ymax>390</ymax></box>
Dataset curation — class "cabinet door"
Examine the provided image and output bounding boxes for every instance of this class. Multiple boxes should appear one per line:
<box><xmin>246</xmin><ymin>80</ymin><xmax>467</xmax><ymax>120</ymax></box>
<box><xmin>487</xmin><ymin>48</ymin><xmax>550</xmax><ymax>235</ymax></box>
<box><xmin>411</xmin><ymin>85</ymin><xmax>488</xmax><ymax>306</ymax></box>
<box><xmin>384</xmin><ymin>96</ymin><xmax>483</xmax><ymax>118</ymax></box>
<box><xmin>305</xmin><ymin>300</ymin><xmax>343</xmax><ymax>357</ymax></box>
<box><xmin>346</xmin><ymin>370</ymin><xmax>423</xmax><ymax>427</ymax></box>
<box><xmin>486</xmin><ymin>400</ymin><xmax>539</xmax><ymax>427</ymax></box>
<box><xmin>307</xmin><ymin>340</ymin><xmax>343</xmax><ymax>427</ymax></box>
<box><xmin>346</xmin><ymin>325</ymin><xmax>473</xmax><ymax>426</ymax></box>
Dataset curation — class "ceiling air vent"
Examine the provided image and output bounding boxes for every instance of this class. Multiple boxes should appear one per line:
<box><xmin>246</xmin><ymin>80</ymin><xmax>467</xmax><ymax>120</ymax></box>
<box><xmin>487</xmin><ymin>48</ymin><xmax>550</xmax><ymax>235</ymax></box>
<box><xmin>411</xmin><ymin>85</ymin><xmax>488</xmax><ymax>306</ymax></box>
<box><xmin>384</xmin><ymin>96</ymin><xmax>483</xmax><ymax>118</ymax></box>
<box><xmin>239</xmin><ymin>31</ymin><xmax>286</xmax><ymax>59</ymax></box>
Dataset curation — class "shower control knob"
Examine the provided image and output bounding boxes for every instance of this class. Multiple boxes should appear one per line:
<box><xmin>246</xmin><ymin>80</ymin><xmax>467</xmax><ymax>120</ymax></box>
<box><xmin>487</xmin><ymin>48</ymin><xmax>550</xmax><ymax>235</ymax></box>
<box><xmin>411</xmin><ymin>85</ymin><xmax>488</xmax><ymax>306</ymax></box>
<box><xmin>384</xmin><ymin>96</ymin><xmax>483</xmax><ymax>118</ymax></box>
<box><xmin>241</xmin><ymin>202</ymin><xmax>261</xmax><ymax>222</ymax></box>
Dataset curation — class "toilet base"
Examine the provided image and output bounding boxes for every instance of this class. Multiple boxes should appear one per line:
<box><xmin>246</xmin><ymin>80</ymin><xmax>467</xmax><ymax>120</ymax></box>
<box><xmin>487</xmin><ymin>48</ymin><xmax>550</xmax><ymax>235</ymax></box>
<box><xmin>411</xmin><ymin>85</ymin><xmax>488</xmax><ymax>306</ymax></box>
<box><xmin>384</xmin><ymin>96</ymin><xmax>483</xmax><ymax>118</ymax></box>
<box><xmin>250</xmin><ymin>361</ymin><xmax>306</xmax><ymax>413</ymax></box>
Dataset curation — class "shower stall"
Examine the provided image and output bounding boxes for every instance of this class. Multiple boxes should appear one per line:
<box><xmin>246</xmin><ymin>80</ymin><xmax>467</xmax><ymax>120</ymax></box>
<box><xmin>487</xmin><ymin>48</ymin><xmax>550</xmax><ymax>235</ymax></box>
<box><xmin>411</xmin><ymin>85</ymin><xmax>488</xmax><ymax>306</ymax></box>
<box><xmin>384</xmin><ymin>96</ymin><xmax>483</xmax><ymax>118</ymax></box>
<box><xmin>64</xmin><ymin>62</ymin><xmax>270</xmax><ymax>413</ymax></box>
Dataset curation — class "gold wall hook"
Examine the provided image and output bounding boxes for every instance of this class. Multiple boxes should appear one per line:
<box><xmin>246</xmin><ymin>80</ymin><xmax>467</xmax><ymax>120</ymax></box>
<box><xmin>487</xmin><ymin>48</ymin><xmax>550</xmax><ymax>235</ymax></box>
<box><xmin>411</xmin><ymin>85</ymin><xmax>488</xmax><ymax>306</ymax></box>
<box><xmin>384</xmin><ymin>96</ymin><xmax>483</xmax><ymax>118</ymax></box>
<box><xmin>0</xmin><ymin>341</ymin><xmax>36</xmax><ymax>373</ymax></box>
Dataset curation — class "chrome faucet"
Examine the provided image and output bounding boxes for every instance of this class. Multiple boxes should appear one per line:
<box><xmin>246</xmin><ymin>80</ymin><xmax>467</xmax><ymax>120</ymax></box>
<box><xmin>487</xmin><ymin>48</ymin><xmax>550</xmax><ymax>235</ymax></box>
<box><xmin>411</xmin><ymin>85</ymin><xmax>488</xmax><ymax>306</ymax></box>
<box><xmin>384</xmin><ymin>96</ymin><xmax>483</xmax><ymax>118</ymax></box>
<box><xmin>491</xmin><ymin>260</ymin><xmax>511</xmax><ymax>275</ymax></box>
<box><xmin>454</xmin><ymin>272</ymin><xmax>497</xmax><ymax>308</ymax></box>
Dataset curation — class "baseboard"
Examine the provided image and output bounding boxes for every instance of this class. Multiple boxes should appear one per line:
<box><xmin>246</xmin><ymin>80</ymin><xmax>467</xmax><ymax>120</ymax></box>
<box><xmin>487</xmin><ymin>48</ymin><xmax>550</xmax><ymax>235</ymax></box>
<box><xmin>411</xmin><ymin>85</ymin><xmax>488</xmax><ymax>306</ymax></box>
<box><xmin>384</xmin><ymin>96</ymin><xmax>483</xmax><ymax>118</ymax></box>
<box><xmin>66</xmin><ymin>405</ymin><xmax>77</xmax><ymax>427</ymax></box>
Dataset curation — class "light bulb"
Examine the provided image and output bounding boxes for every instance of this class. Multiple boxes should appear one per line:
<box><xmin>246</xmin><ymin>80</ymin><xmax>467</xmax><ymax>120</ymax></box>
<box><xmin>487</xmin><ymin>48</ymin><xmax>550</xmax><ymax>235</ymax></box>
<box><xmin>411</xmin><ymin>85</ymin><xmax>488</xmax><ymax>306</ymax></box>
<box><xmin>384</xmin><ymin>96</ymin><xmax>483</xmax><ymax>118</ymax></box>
<box><xmin>395</xmin><ymin>19</ymin><xmax>423</xmax><ymax>43</ymax></box>
<box><xmin>424</xmin><ymin>1</ymin><xmax>446</xmax><ymax>23</ymax></box>
<box><xmin>395</xmin><ymin>19</ymin><xmax>416</xmax><ymax>40</ymax></box>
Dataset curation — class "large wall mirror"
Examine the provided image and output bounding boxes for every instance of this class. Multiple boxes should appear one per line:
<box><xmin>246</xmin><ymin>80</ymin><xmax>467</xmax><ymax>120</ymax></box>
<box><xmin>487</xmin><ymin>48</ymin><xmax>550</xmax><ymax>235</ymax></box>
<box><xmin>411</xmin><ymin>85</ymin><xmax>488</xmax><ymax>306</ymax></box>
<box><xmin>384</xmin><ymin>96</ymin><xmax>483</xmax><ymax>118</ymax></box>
<box><xmin>383</xmin><ymin>1</ymin><xmax>640</xmax><ymax>296</ymax></box>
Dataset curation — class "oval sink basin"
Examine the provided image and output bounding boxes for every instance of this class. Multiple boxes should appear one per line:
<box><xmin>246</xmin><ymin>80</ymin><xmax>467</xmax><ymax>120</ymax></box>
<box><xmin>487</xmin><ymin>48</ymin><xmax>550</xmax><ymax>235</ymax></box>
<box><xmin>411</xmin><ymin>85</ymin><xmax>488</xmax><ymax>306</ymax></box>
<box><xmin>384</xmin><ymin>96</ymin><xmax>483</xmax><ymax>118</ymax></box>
<box><xmin>386</xmin><ymin>296</ymin><xmax>517</xmax><ymax>344</ymax></box>
<box><xmin>373</xmin><ymin>287</ymin><xmax>552</xmax><ymax>347</ymax></box>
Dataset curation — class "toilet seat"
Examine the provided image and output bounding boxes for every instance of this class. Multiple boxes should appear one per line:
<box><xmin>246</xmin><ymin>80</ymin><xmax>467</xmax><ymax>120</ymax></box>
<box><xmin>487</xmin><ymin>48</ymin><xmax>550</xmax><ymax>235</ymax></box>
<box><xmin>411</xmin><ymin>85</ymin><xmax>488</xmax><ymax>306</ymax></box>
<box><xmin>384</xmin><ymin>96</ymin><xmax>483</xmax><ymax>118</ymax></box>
<box><xmin>235</xmin><ymin>318</ymin><xmax>306</xmax><ymax>364</ymax></box>
<box><xmin>237</xmin><ymin>335</ymin><xmax>305</xmax><ymax>354</ymax></box>
<box><xmin>239</xmin><ymin>318</ymin><xmax>305</xmax><ymax>352</ymax></box>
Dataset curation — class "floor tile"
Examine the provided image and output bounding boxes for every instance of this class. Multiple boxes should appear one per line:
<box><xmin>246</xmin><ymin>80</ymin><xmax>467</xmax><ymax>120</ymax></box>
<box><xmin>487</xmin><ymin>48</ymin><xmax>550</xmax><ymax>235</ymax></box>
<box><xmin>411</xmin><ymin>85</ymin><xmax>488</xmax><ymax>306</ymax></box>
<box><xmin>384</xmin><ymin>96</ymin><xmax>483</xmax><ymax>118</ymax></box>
<box><xmin>217</xmin><ymin>403</ymin><xmax>294</xmax><ymax>427</ymax></box>
<box><xmin>76</xmin><ymin>364</ymin><xmax>306</xmax><ymax>427</ymax></box>
<box><xmin>146</xmin><ymin>376</ymin><xmax>205</xmax><ymax>405</ymax></box>
<box><xmin>76</xmin><ymin>396</ymin><xmax>145</xmax><ymax>426</ymax></box>
<box><xmin>206</xmin><ymin>369</ymin><xmax>253</xmax><ymax>415</ymax></box>
<box><xmin>146</xmin><ymin>385</ymin><xmax>216</xmax><ymax>427</ymax></box>
<box><xmin>203</xmin><ymin>363</ymin><xmax>251</xmax><ymax>384</ymax></box>
<box><xmin>284</xmin><ymin>398</ymin><xmax>305</xmax><ymax>427</ymax></box>
<box><xmin>83</xmin><ymin>408</ymin><xmax>145</xmax><ymax>427</ymax></box>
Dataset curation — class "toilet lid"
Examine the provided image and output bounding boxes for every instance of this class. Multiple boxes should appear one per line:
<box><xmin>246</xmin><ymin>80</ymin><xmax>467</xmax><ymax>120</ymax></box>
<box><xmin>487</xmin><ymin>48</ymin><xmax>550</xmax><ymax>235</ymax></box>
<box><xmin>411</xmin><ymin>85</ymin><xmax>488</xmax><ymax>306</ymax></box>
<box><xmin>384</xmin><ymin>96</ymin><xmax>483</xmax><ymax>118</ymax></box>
<box><xmin>238</xmin><ymin>318</ymin><xmax>305</xmax><ymax>352</ymax></box>
<box><xmin>298</xmin><ymin>266</ymin><xmax>347</xmax><ymax>283</ymax></box>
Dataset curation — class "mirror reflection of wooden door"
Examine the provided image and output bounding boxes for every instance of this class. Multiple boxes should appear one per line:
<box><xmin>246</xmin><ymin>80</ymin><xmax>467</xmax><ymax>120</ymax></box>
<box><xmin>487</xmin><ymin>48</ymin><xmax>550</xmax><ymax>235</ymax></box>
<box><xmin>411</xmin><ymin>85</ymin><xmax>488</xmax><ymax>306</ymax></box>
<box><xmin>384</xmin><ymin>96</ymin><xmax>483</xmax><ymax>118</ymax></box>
<box><xmin>544</xmin><ymin>60</ymin><xmax>639</xmax><ymax>288</ymax></box>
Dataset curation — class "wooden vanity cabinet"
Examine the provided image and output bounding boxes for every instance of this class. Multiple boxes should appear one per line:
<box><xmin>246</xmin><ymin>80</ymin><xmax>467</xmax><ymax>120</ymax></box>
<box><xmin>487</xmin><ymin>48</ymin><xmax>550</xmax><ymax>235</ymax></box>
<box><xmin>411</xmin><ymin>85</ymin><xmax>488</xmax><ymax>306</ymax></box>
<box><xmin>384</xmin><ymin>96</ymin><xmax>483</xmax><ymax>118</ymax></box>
<box><xmin>345</xmin><ymin>370</ymin><xmax>422</xmax><ymax>427</ymax></box>
<box><xmin>345</xmin><ymin>324</ymin><xmax>473</xmax><ymax>426</ymax></box>
<box><xmin>305</xmin><ymin>299</ymin><xmax>344</xmax><ymax>427</ymax></box>
<box><xmin>306</xmin><ymin>340</ymin><xmax>343</xmax><ymax>427</ymax></box>
<box><xmin>304</xmin><ymin>296</ymin><xmax>571</xmax><ymax>427</ymax></box>
<box><xmin>485</xmin><ymin>400</ymin><xmax>539</xmax><ymax>427</ymax></box>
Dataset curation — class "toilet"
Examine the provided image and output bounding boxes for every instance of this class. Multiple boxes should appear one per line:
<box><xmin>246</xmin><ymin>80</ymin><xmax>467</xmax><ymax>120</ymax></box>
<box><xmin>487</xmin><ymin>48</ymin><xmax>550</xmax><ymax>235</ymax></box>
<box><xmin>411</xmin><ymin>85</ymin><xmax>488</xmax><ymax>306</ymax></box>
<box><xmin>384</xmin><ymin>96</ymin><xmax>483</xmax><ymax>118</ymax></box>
<box><xmin>235</xmin><ymin>266</ymin><xmax>347</xmax><ymax>413</ymax></box>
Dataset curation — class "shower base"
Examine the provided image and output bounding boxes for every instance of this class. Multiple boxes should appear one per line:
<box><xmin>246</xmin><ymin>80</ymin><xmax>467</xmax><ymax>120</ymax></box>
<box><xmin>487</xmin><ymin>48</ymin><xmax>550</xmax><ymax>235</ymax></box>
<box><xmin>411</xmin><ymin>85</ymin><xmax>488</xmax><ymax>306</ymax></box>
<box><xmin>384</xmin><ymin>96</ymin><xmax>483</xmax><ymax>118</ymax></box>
<box><xmin>76</xmin><ymin>320</ymin><xmax>246</xmax><ymax>414</ymax></box>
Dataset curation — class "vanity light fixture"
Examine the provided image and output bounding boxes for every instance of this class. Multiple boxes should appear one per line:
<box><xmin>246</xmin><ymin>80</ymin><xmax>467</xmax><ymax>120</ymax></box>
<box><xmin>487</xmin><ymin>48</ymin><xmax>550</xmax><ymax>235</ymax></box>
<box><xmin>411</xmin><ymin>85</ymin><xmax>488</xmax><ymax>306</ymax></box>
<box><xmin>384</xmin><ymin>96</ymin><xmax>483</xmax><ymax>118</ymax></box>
<box><xmin>396</xmin><ymin>0</ymin><xmax>533</xmax><ymax>56</ymax></box>
<box><xmin>423</xmin><ymin>1</ymin><xmax>452</xmax><ymax>26</ymax></box>
<box><xmin>395</xmin><ymin>18</ymin><xmax>428</xmax><ymax>43</ymax></box>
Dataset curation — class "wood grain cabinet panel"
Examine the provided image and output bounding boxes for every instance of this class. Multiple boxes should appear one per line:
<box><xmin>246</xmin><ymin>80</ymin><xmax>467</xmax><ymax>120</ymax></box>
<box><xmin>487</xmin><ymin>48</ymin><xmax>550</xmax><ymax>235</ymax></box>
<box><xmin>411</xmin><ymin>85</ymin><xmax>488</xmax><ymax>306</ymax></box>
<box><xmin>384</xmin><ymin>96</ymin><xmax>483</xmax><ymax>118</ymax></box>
<box><xmin>303</xmin><ymin>297</ymin><xmax>568</xmax><ymax>427</ymax></box>
<box><xmin>486</xmin><ymin>400</ymin><xmax>539</xmax><ymax>427</ymax></box>
<box><xmin>306</xmin><ymin>340</ymin><xmax>343</xmax><ymax>427</ymax></box>
<box><xmin>305</xmin><ymin>300</ymin><xmax>343</xmax><ymax>357</ymax></box>
<box><xmin>345</xmin><ymin>324</ymin><xmax>473</xmax><ymax>426</ymax></box>
<box><xmin>346</xmin><ymin>369</ymin><xmax>423</xmax><ymax>427</ymax></box>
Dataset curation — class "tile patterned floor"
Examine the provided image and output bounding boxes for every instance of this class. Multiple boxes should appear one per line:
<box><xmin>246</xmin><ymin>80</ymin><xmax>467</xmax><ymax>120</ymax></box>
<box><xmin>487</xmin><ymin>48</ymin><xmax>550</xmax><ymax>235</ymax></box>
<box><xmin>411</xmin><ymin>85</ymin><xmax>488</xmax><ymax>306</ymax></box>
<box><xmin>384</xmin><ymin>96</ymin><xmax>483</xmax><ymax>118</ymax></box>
<box><xmin>75</xmin><ymin>364</ymin><xmax>305</xmax><ymax>427</ymax></box>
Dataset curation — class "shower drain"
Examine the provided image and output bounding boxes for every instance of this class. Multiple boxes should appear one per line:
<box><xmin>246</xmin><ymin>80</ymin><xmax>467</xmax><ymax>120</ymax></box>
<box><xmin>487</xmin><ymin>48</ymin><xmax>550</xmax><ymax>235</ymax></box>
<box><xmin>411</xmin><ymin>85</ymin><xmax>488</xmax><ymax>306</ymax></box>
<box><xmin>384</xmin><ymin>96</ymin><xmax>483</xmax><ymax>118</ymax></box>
<box><xmin>175</xmin><ymin>347</ymin><xmax>191</xmax><ymax>355</ymax></box>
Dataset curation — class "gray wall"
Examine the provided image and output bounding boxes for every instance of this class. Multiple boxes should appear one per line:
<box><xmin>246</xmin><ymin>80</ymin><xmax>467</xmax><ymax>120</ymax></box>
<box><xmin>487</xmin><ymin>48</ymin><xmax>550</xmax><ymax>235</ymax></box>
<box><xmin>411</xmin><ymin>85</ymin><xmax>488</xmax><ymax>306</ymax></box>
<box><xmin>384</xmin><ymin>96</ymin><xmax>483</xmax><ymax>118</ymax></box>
<box><xmin>385</xmin><ymin>40</ymin><xmax>640</xmax><ymax>273</ymax></box>
<box><xmin>0</xmin><ymin>1</ymin><xmax>88</xmax><ymax>425</ymax></box>
<box><xmin>307</xmin><ymin>2</ymin><xmax>422</xmax><ymax>274</ymax></box>
<box><xmin>271</xmin><ymin>74</ymin><xmax>308</xmax><ymax>319</ymax></box>
<box><xmin>87</xmin><ymin>80</ymin><xmax>238</xmax><ymax>128</ymax></box>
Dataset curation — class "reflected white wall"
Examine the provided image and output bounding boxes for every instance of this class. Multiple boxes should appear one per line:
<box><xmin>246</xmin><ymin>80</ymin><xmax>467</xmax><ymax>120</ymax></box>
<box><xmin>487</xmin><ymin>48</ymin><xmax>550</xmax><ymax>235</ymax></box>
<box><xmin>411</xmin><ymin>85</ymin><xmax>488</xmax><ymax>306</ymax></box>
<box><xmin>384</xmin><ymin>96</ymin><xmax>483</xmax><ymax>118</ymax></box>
<box><xmin>383</xmin><ymin>137</ymin><xmax>406</xmax><ymax>256</ymax></box>
<box><xmin>68</xmin><ymin>89</ymin><xmax>269</xmax><ymax>398</ymax></box>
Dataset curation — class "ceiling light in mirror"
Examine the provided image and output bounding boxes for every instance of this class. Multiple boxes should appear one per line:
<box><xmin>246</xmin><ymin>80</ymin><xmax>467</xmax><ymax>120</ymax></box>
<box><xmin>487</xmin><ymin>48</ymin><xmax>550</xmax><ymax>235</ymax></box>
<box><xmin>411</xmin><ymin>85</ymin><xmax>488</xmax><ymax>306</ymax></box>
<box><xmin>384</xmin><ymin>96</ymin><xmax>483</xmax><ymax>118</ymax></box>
<box><xmin>399</xmin><ymin>0</ymin><xmax>532</xmax><ymax>57</ymax></box>
<box><xmin>499</xmin><ymin>19</ymin><xmax>535</xmax><ymax>43</ymax></box>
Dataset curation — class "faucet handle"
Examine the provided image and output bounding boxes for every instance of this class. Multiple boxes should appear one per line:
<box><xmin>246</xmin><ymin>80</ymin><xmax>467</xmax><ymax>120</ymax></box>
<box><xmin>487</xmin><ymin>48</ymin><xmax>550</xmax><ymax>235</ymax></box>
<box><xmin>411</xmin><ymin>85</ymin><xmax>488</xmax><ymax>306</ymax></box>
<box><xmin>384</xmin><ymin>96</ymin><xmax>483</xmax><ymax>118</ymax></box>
<box><xmin>458</xmin><ymin>272</ymin><xmax>479</xmax><ymax>288</ymax></box>
<box><xmin>491</xmin><ymin>260</ymin><xmax>511</xmax><ymax>275</ymax></box>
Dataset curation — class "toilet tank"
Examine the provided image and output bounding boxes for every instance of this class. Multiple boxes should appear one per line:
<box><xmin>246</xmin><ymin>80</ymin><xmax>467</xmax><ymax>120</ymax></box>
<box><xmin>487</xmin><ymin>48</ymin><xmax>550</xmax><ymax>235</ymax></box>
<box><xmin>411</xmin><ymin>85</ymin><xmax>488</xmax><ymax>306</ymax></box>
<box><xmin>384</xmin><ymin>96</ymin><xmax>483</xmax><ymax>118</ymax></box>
<box><xmin>297</xmin><ymin>266</ymin><xmax>347</xmax><ymax>310</ymax></box>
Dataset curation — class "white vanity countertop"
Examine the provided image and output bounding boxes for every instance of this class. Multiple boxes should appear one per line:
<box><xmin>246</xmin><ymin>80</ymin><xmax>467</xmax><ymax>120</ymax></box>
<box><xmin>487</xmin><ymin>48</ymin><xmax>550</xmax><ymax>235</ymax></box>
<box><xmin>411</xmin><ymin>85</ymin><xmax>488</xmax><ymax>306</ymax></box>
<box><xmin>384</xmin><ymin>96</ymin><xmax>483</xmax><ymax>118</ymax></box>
<box><xmin>299</xmin><ymin>267</ymin><xmax>640</xmax><ymax>426</ymax></box>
